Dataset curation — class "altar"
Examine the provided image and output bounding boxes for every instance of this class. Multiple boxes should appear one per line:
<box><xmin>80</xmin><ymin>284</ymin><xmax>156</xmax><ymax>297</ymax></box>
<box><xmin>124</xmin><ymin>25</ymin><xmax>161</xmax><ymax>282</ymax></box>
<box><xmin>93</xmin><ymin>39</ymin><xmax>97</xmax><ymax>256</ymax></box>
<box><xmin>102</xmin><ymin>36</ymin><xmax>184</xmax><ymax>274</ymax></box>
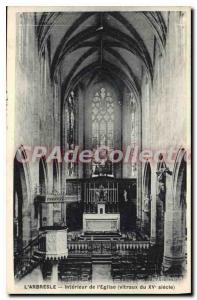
<box><xmin>83</xmin><ymin>203</ymin><xmax>120</xmax><ymax>232</ymax></box>
<box><xmin>83</xmin><ymin>213</ymin><xmax>120</xmax><ymax>232</ymax></box>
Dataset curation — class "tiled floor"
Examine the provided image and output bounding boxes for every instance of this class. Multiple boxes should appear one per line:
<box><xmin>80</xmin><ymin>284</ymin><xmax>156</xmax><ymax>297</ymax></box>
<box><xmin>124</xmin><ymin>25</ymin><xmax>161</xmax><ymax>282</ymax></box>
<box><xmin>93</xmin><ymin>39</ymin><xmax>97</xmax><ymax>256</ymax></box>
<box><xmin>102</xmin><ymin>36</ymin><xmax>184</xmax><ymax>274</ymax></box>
<box><xmin>92</xmin><ymin>264</ymin><xmax>112</xmax><ymax>282</ymax></box>
<box><xmin>20</xmin><ymin>266</ymin><xmax>43</xmax><ymax>284</ymax></box>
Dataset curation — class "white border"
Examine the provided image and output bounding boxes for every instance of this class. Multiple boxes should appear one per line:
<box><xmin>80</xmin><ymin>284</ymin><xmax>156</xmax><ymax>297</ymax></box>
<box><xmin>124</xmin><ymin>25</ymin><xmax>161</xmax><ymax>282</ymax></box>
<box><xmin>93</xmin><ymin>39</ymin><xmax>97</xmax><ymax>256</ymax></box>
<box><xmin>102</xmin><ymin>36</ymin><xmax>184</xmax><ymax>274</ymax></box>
<box><xmin>1</xmin><ymin>0</ymin><xmax>195</xmax><ymax>299</ymax></box>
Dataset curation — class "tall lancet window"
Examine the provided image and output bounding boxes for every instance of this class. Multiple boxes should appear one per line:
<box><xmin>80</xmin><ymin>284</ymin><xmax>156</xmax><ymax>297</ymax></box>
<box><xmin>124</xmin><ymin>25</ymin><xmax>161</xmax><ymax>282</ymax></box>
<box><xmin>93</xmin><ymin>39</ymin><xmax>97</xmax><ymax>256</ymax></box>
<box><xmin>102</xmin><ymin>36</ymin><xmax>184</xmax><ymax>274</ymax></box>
<box><xmin>130</xmin><ymin>93</ymin><xmax>138</xmax><ymax>177</ymax></box>
<box><xmin>91</xmin><ymin>87</ymin><xmax>115</xmax><ymax>176</ymax></box>
<box><xmin>92</xmin><ymin>87</ymin><xmax>114</xmax><ymax>149</ymax></box>
<box><xmin>65</xmin><ymin>90</ymin><xmax>78</xmax><ymax>177</ymax></box>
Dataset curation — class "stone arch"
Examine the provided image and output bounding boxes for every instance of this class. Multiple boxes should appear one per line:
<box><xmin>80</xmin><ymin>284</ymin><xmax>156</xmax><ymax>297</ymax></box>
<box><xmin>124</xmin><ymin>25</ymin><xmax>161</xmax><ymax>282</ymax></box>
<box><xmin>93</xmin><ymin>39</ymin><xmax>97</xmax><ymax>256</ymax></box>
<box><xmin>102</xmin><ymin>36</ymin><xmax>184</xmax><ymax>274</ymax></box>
<box><xmin>173</xmin><ymin>148</ymin><xmax>187</xmax><ymax>247</ymax></box>
<box><xmin>163</xmin><ymin>148</ymin><xmax>187</xmax><ymax>276</ymax></box>
<box><xmin>13</xmin><ymin>146</ymin><xmax>31</xmax><ymax>251</ymax></box>
<box><xmin>173</xmin><ymin>148</ymin><xmax>187</xmax><ymax>207</ymax></box>
<box><xmin>172</xmin><ymin>148</ymin><xmax>187</xmax><ymax>273</ymax></box>
<box><xmin>143</xmin><ymin>161</ymin><xmax>151</xmax><ymax>235</ymax></box>
<box><xmin>155</xmin><ymin>153</ymin><xmax>172</xmax><ymax>246</ymax></box>
<box><xmin>52</xmin><ymin>159</ymin><xmax>60</xmax><ymax>192</ymax></box>
<box><xmin>39</xmin><ymin>156</ymin><xmax>48</xmax><ymax>194</ymax></box>
<box><xmin>143</xmin><ymin>161</ymin><xmax>151</xmax><ymax>196</ymax></box>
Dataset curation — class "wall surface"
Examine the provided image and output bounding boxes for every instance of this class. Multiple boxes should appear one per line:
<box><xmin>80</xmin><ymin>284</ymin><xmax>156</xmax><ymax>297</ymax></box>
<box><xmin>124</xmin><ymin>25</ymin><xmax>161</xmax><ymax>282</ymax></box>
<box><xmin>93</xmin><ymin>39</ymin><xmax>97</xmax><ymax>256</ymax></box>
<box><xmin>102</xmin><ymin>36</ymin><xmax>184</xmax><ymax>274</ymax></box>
<box><xmin>12</xmin><ymin>11</ymin><xmax>190</xmax><ymax>273</ymax></box>
<box><xmin>140</xmin><ymin>11</ymin><xmax>190</xmax><ymax>272</ymax></box>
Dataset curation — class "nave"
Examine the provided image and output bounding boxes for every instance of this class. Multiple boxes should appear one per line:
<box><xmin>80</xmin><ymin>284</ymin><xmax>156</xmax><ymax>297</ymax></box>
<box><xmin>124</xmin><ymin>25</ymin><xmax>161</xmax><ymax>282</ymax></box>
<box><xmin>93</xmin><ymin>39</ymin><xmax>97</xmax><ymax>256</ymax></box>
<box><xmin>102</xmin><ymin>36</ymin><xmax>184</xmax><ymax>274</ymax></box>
<box><xmin>13</xmin><ymin>9</ymin><xmax>189</xmax><ymax>283</ymax></box>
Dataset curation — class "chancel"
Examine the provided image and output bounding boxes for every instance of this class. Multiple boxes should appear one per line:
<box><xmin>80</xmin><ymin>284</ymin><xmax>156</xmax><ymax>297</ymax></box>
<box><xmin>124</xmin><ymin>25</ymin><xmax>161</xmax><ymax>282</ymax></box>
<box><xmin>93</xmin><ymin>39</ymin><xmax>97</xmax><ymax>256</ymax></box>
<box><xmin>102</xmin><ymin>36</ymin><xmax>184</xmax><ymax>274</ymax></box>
<box><xmin>83</xmin><ymin>181</ymin><xmax>120</xmax><ymax>232</ymax></box>
<box><xmin>13</xmin><ymin>9</ymin><xmax>189</xmax><ymax>284</ymax></box>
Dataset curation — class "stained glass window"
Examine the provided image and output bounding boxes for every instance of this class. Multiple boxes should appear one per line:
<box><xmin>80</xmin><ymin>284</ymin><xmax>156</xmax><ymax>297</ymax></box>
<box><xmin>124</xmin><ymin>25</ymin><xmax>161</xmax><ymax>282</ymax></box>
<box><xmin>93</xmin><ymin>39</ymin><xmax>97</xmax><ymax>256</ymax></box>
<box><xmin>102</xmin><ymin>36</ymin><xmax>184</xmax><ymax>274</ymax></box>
<box><xmin>91</xmin><ymin>88</ymin><xmax>114</xmax><ymax>150</ymax></box>
<box><xmin>65</xmin><ymin>91</ymin><xmax>78</xmax><ymax>177</ymax></box>
<box><xmin>130</xmin><ymin>93</ymin><xmax>138</xmax><ymax>177</ymax></box>
<box><xmin>130</xmin><ymin>93</ymin><xmax>137</xmax><ymax>147</ymax></box>
<box><xmin>66</xmin><ymin>91</ymin><xmax>76</xmax><ymax>149</ymax></box>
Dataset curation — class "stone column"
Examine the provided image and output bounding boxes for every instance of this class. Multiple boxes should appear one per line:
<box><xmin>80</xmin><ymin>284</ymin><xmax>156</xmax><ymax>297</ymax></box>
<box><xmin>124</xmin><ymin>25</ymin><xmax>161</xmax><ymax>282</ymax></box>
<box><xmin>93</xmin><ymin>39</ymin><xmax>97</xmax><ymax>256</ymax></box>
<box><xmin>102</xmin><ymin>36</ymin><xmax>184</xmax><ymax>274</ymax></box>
<box><xmin>51</xmin><ymin>261</ymin><xmax>58</xmax><ymax>282</ymax></box>
<box><xmin>162</xmin><ymin>174</ymin><xmax>186</xmax><ymax>273</ymax></box>
<box><xmin>29</xmin><ymin>161</ymin><xmax>40</xmax><ymax>238</ymax></box>
<box><xmin>156</xmin><ymin>191</ymin><xmax>164</xmax><ymax>246</ymax></box>
<box><xmin>142</xmin><ymin>193</ymin><xmax>151</xmax><ymax>235</ymax></box>
<box><xmin>22</xmin><ymin>210</ymin><xmax>32</xmax><ymax>246</ymax></box>
<box><xmin>136</xmin><ymin>161</ymin><xmax>142</xmax><ymax>229</ymax></box>
<box><xmin>122</xmin><ymin>90</ymin><xmax>129</xmax><ymax>178</ymax></box>
<box><xmin>63</xmin><ymin>202</ymin><xmax>67</xmax><ymax>226</ymax></box>
<box><xmin>78</xmin><ymin>87</ymin><xmax>84</xmax><ymax>178</ymax></box>
<box><xmin>150</xmin><ymin>165</ymin><xmax>157</xmax><ymax>245</ymax></box>
<box><xmin>47</xmin><ymin>163</ymin><xmax>53</xmax><ymax>194</ymax></box>
<box><xmin>47</xmin><ymin>203</ymin><xmax>54</xmax><ymax>226</ymax></box>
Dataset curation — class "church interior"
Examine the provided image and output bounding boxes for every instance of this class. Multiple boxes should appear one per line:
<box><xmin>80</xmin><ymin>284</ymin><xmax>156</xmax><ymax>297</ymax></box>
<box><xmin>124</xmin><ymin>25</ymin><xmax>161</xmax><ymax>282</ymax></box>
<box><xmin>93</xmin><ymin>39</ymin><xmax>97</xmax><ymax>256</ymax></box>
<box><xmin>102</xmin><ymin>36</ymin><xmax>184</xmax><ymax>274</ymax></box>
<box><xmin>13</xmin><ymin>10</ymin><xmax>190</xmax><ymax>283</ymax></box>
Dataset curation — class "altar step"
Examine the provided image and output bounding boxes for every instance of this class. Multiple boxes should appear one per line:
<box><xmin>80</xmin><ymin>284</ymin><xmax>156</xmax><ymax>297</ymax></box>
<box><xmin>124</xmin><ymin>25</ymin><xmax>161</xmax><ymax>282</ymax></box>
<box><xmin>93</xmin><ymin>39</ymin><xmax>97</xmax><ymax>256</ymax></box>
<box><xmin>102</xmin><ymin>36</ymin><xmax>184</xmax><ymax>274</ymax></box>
<box><xmin>81</xmin><ymin>236</ymin><xmax>122</xmax><ymax>241</ymax></box>
<box><xmin>58</xmin><ymin>257</ymin><xmax>92</xmax><ymax>282</ymax></box>
<box><xmin>15</xmin><ymin>251</ymin><xmax>44</xmax><ymax>280</ymax></box>
<box><xmin>82</xmin><ymin>232</ymin><xmax>122</xmax><ymax>241</ymax></box>
<box><xmin>92</xmin><ymin>254</ymin><xmax>112</xmax><ymax>264</ymax></box>
<box><xmin>84</xmin><ymin>232</ymin><xmax>121</xmax><ymax>236</ymax></box>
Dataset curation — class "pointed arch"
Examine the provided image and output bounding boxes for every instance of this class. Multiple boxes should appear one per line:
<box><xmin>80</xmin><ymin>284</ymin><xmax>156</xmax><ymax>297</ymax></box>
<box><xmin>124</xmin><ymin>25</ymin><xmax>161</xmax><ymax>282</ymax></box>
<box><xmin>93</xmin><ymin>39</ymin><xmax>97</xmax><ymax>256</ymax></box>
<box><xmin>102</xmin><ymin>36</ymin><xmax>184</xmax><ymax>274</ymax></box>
<box><xmin>61</xmin><ymin>61</ymin><xmax>141</xmax><ymax>106</ymax></box>
<box><xmin>143</xmin><ymin>161</ymin><xmax>151</xmax><ymax>235</ymax></box>
<box><xmin>173</xmin><ymin>148</ymin><xmax>187</xmax><ymax>242</ymax></box>
<box><xmin>51</xmin><ymin>25</ymin><xmax>153</xmax><ymax>81</ymax></box>
<box><xmin>53</xmin><ymin>159</ymin><xmax>60</xmax><ymax>193</ymax></box>
<box><xmin>143</xmin><ymin>161</ymin><xmax>151</xmax><ymax>197</ymax></box>
<box><xmin>39</xmin><ymin>156</ymin><xmax>48</xmax><ymax>195</ymax></box>
<box><xmin>13</xmin><ymin>146</ymin><xmax>31</xmax><ymax>252</ymax></box>
<box><xmin>163</xmin><ymin>148</ymin><xmax>187</xmax><ymax>276</ymax></box>
<box><xmin>173</xmin><ymin>148</ymin><xmax>187</xmax><ymax>206</ymax></box>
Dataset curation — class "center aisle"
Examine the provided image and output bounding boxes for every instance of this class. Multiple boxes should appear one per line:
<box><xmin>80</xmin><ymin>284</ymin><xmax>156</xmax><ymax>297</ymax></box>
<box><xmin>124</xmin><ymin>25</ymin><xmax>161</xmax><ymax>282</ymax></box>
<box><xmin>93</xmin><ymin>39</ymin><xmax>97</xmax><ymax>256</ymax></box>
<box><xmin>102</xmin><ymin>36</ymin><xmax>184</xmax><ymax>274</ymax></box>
<box><xmin>92</xmin><ymin>264</ymin><xmax>112</xmax><ymax>283</ymax></box>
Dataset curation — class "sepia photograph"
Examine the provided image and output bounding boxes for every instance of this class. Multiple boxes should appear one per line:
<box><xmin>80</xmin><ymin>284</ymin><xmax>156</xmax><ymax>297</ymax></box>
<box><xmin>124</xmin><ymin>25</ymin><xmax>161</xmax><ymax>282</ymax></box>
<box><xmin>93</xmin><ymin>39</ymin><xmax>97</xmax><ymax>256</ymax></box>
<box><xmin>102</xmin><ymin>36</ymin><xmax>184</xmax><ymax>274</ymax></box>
<box><xmin>6</xmin><ymin>6</ymin><xmax>191</xmax><ymax>294</ymax></box>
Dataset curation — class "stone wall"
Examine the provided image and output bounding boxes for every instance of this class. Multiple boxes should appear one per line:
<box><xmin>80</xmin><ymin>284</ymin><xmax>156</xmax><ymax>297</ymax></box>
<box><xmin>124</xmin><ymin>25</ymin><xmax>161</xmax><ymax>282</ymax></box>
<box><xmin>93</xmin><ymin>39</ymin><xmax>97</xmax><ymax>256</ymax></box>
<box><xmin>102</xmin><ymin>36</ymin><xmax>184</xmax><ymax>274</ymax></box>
<box><xmin>140</xmin><ymin>11</ymin><xmax>190</xmax><ymax>271</ymax></box>
<box><xmin>12</xmin><ymin>11</ymin><xmax>190</xmax><ymax>272</ymax></box>
<box><xmin>14</xmin><ymin>13</ymin><xmax>61</xmax><ymax>243</ymax></box>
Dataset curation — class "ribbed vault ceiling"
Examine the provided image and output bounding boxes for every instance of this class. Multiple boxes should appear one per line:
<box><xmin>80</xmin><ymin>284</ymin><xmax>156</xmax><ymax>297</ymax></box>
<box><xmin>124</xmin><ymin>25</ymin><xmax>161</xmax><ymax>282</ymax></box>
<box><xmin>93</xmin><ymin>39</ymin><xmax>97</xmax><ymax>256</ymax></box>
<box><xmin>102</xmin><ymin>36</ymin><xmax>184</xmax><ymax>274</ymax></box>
<box><xmin>36</xmin><ymin>11</ymin><xmax>167</xmax><ymax>101</ymax></box>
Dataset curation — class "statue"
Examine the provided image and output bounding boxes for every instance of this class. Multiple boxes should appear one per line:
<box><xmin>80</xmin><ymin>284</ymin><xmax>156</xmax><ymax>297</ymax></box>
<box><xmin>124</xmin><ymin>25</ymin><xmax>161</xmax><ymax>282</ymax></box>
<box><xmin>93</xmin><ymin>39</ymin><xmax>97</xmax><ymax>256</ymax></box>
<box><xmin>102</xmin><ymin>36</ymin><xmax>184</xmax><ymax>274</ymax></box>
<box><xmin>99</xmin><ymin>185</ymin><xmax>107</xmax><ymax>202</ymax></box>
<box><xmin>144</xmin><ymin>194</ymin><xmax>151</xmax><ymax>213</ymax></box>
<box><xmin>123</xmin><ymin>189</ymin><xmax>128</xmax><ymax>202</ymax></box>
<box><xmin>156</xmin><ymin>162</ymin><xmax>172</xmax><ymax>211</ymax></box>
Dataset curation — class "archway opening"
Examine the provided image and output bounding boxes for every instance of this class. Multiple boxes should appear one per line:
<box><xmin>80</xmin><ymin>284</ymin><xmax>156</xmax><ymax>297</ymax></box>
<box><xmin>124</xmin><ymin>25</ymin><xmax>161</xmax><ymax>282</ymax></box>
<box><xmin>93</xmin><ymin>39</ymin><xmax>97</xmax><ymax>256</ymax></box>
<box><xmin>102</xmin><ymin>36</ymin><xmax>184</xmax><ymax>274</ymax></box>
<box><xmin>53</xmin><ymin>159</ymin><xmax>59</xmax><ymax>193</ymax></box>
<box><xmin>13</xmin><ymin>155</ymin><xmax>28</xmax><ymax>252</ymax></box>
<box><xmin>143</xmin><ymin>161</ymin><xmax>151</xmax><ymax>236</ymax></box>
<box><xmin>173</xmin><ymin>155</ymin><xmax>187</xmax><ymax>275</ymax></box>
<box><xmin>39</xmin><ymin>157</ymin><xmax>47</xmax><ymax>194</ymax></box>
